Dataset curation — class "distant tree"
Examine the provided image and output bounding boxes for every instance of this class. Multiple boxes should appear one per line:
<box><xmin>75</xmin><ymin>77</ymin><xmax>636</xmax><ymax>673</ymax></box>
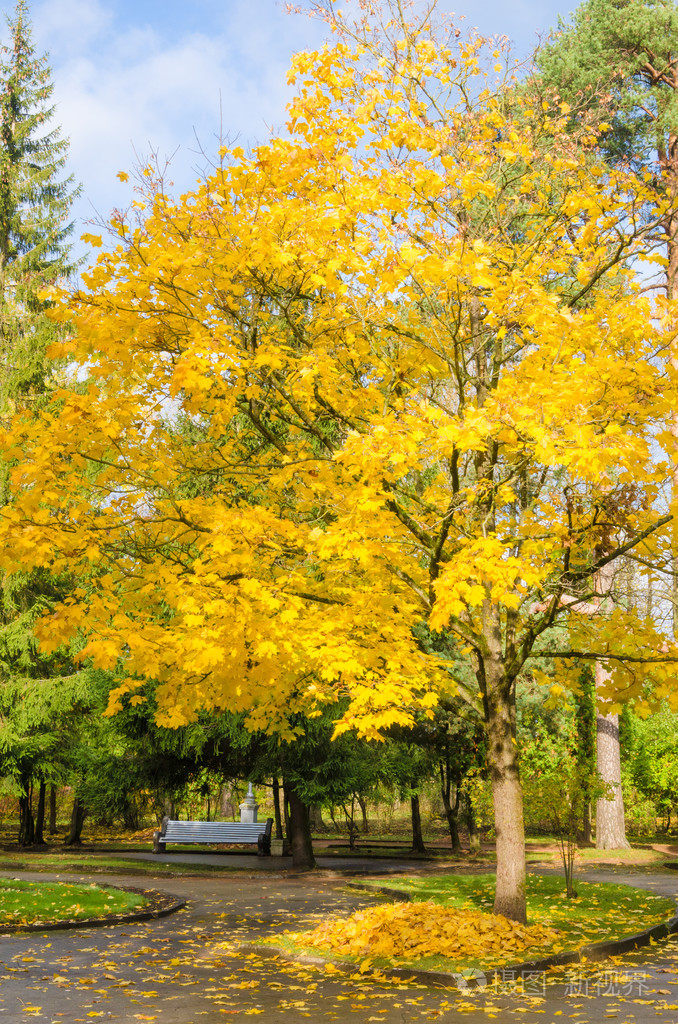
<box><xmin>388</xmin><ymin>704</ymin><xmax>486</xmax><ymax>855</ymax></box>
<box><xmin>536</xmin><ymin>0</ymin><xmax>678</xmax><ymax>611</ymax></box>
<box><xmin>536</xmin><ymin>0</ymin><xmax>678</xmax><ymax>207</ymax></box>
<box><xmin>0</xmin><ymin>668</ymin><xmax>95</xmax><ymax>845</ymax></box>
<box><xmin>0</xmin><ymin>0</ymin><xmax>79</xmax><ymax>412</ymax></box>
<box><xmin>625</xmin><ymin>706</ymin><xmax>678</xmax><ymax>829</ymax></box>
<box><xmin>251</xmin><ymin>712</ymin><xmax>386</xmax><ymax>865</ymax></box>
<box><xmin>0</xmin><ymin>0</ymin><xmax>81</xmax><ymax>844</ymax></box>
<box><xmin>536</xmin><ymin>5</ymin><xmax>678</xmax><ymax>849</ymax></box>
<box><xmin>573</xmin><ymin>665</ymin><xmax>597</xmax><ymax>843</ymax></box>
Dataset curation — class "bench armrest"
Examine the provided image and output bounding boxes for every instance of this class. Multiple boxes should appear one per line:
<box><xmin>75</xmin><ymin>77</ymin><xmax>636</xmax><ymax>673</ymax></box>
<box><xmin>258</xmin><ymin>817</ymin><xmax>274</xmax><ymax>856</ymax></box>
<box><xmin>152</xmin><ymin>816</ymin><xmax>170</xmax><ymax>854</ymax></box>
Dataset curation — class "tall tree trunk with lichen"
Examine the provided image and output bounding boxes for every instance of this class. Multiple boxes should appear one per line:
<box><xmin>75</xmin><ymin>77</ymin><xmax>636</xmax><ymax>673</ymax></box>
<box><xmin>594</xmin><ymin>562</ymin><xmax>629</xmax><ymax>849</ymax></box>
<box><xmin>595</xmin><ymin>688</ymin><xmax>629</xmax><ymax>849</ymax></box>
<box><xmin>666</xmin><ymin>157</ymin><xmax>678</xmax><ymax>638</ymax></box>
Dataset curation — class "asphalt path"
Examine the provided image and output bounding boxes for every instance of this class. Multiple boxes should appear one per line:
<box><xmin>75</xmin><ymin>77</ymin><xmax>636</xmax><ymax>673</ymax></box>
<box><xmin>117</xmin><ymin>850</ymin><xmax>429</xmax><ymax>872</ymax></box>
<box><xmin>0</xmin><ymin>865</ymin><xmax>677</xmax><ymax>1022</ymax></box>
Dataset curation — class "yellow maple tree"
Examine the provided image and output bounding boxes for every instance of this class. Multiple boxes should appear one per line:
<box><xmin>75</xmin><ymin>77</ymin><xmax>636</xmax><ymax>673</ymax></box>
<box><xmin>1</xmin><ymin>1</ymin><xmax>677</xmax><ymax>918</ymax></box>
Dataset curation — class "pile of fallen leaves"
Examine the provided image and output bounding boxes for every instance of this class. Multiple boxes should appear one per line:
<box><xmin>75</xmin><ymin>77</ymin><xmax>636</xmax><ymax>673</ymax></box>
<box><xmin>295</xmin><ymin>901</ymin><xmax>559</xmax><ymax>962</ymax></box>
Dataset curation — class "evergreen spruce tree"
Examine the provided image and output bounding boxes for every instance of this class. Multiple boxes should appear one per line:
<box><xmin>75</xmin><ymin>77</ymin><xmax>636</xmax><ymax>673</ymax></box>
<box><xmin>0</xmin><ymin>0</ymin><xmax>84</xmax><ymax>845</ymax></box>
<box><xmin>0</xmin><ymin>0</ymin><xmax>79</xmax><ymax>412</ymax></box>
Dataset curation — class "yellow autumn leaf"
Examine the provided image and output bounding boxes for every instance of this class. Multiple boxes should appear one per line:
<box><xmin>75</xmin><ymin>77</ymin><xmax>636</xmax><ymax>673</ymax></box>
<box><xmin>292</xmin><ymin>902</ymin><xmax>557</xmax><ymax>961</ymax></box>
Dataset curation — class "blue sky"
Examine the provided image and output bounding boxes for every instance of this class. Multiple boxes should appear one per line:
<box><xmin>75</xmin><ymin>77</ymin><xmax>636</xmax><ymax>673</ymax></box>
<box><xmin>6</xmin><ymin>0</ymin><xmax>577</xmax><ymax>257</ymax></box>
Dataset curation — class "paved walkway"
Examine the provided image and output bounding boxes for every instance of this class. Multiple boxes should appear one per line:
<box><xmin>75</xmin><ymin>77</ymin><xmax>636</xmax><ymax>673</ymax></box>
<box><xmin>118</xmin><ymin>849</ymin><xmax>454</xmax><ymax>873</ymax></box>
<box><xmin>0</xmin><ymin>864</ymin><xmax>677</xmax><ymax>1022</ymax></box>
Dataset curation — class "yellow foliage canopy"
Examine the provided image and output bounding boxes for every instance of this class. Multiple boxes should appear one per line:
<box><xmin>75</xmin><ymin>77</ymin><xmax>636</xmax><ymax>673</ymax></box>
<box><xmin>0</xmin><ymin>5</ymin><xmax>677</xmax><ymax>740</ymax></box>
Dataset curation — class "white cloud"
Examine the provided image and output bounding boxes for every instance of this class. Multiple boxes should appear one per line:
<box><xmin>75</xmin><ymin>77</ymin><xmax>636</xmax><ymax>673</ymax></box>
<box><xmin>16</xmin><ymin>0</ymin><xmax>563</xmax><ymax>259</ymax></box>
<box><xmin>21</xmin><ymin>0</ymin><xmax>328</xmax><ymax>251</ymax></box>
<box><xmin>32</xmin><ymin>0</ymin><xmax>113</xmax><ymax>54</ymax></box>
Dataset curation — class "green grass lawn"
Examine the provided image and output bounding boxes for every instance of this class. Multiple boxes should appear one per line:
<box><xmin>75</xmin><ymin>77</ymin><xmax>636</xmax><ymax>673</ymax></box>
<box><xmin>263</xmin><ymin>873</ymin><xmax>676</xmax><ymax>977</ymax></box>
<box><xmin>359</xmin><ymin>873</ymin><xmax>675</xmax><ymax>940</ymax></box>
<box><xmin>0</xmin><ymin>878</ymin><xmax>146</xmax><ymax>927</ymax></box>
<box><xmin>575</xmin><ymin>845</ymin><xmax>666</xmax><ymax>864</ymax></box>
<box><xmin>0</xmin><ymin>851</ymin><xmax>245</xmax><ymax>876</ymax></box>
<box><xmin>321</xmin><ymin>842</ymin><xmax>554</xmax><ymax>863</ymax></box>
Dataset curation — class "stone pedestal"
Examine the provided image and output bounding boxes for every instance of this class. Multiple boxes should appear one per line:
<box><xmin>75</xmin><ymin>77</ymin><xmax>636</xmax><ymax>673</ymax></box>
<box><xmin>239</xmin><ymin>782</ymin><xmax>259</xmax><ymax>823</ymax></box>
<box><xmin>269</xmin><ymin>838</ymin><xmax>289</xmax><ymax>856</ymax></box>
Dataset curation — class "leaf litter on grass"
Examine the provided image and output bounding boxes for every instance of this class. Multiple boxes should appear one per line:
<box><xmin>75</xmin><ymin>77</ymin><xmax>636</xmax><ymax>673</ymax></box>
<box><xmin>351</xmin><ymin>873</ymin><xmax>676</xmax><ymax>951</ymax></box>
<box><xmin>291</xmin><ymin>901</ymin><xmax>558</xmax><ymax>964</ymax></box>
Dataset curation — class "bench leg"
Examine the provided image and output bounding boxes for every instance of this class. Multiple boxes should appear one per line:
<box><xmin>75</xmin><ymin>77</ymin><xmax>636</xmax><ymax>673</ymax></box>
<box><xmin>152</xmin><ymin>831</ymin><xmax>166</xmax><ymax>854</ymax></box>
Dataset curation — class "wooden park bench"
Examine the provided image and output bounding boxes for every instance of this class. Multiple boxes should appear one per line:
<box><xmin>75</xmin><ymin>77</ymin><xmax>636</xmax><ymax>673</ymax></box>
<box><xmin>152</xmin><ymin>816</ymin><xmax>274</xmax><ymax>856</ymax></box>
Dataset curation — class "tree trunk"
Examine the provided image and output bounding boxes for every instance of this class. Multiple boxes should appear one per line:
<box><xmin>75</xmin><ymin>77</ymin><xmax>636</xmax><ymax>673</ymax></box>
<box><xmin>48</xmin><ymin>785</ymin><xmax>58</xmax><ymax>834</ymax></box>
<box><xmin>465</xmin><ymin>794</ymin><xmax>481</xmax><ymax>854</ymax></box>
<box><xmin>309</xmin><ymin>803</ymin><xmax>325</xmax><ymax>832</ymax></box>
<box><xmin>574</xmin><ymin>665</ymin><xmax>596</xmax><ymax>843</ymax></box>
<box><xmin>668</xmin><ymin>210</ymin><xmax>678</xmax><ymax>638</ymax></box>
<box><xmin>410</xmin><ymin>794</ymin><xmax>426</xmax><ymax>853</ymax></box>
<box><xmin>272</xmin><ymin>777</ymin><xmax>284</xmax><ymax>840</ymax></box>
<box><xmin>282</xmin><ymin>783</ymin><xmax>291</xmax><ymax>842</ymax></box>
<box><xmin>582</xmin><ymin>803</ymin><xmax>593</xmax><ymax>845</ymax></box>
<box><xmin>489</xmin><ymin>727</ymin><xmax>526</xmax><ymax>920</ymax></box>
<box><xmin>286</xmin><ymin>783</ymin><xmax>315</xmax><ymax>869</ymax></box>
<box><xmin>449</xmin><ymin>792</ymin><xmax>461</xmax><ymax>852</ymax></box>
<box><xmin>33</xmin><ymin>780</ymin><xmax>46</xmax><ymax>846</ymax></box>
<box><xmin>483</xmin><ymin>645</ymin><xmax>526</xmax><ymax>923</ymax></box>
<box><xmin>593</xmin><ymin>567</ymin><xmax>629</xmax><ymax>850</ymax></box>
<box><xmin>356</xmin><ymin>795</ymin><xmax>368</xmax><ymax>834</ymax></box>
<box><xmin>342</xmin><ymin>797</ymin><xmax>358</xmax><ymax>849</ymax></box>
<box><xmin>18</xmin><ymin>775</ymin><xmax>34</xmax><ymax>847</ymax></box>
<box><xmin>595</xmin><ymin>662</ymin><xmax>629</xmax><ymax>849</ymax></box>
<box><xmin>64</xmin><ymin>796</ymin><xmax>86</xmax><ymax>846</ymax></box>
<box><xmin>439</xmin><ymin>749</ymin><xmax>461</xmax><ymax>852</ymax></box>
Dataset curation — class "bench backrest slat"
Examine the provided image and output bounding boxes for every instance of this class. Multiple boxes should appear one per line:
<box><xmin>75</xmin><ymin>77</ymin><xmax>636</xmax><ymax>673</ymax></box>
<box><xmin>153</xmin><ymin>817</ymin><xmax>273</xmax><ymax>855</ymax></box>
<box><xmin>164</xmin><ymin>823</ymin><xmax>266</xmax><ymax>832</ymax></box>
<box><xmin>160</xmin><ymin>819</ymin><xmax>271</xmax><ymax>842</ymax></box>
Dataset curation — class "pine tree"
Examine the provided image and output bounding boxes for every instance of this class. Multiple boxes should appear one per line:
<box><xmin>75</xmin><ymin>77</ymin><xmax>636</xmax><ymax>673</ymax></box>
<box><xmin>0</xmin><ymin>0</ymin><xmax>83</xmax><ymax>845</ymax></box>
<box><xmin>536</xmin><ymin>0</ymin><xmax>678</xmax><ymax>852</ymax></box>
<box><xmin>536</xmin><ymin>0</ymin><xmax>678</xmax><ymax>291</ymax></box>
<box><xmin>0</xmin><ymin>0</ymin><xmax>79</xmax><ymax>411</ymax></box>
